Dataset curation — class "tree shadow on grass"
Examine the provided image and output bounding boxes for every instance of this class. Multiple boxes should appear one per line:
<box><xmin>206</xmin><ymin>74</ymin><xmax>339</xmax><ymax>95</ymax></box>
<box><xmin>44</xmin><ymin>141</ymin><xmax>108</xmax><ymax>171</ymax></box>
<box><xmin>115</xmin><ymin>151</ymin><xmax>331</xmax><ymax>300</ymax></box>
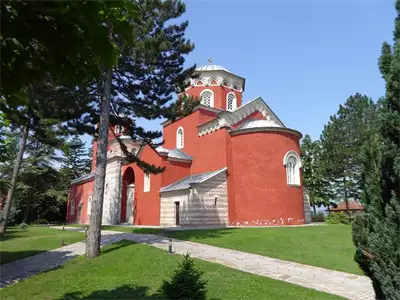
<box><xmin>57</xmin><ymin>284</ymin><xmax>161</xmax><ymax>300</ymax></box>
<box><xmin>0</xmin><ymin>250</ymin><xmax>46</xmax><ymax>265</ymax></box>
<box><xmin>57</xmin><ymin>284</ymin><xmax>221</xmax><ymax>300</ymax></box>
<box><xmin>101</xmin><ymin>240</ymin><xmax>135</xmax><ymax>255</ymax></box>
<box><xmin>0</xmin><ymin>228</ymin><xmax>25</xmax><ymax>242</ymax></box>
<box><xmin>164</xmin><ymin>228</ymin><xmax>239</xmax><ymax>240</ymax></box>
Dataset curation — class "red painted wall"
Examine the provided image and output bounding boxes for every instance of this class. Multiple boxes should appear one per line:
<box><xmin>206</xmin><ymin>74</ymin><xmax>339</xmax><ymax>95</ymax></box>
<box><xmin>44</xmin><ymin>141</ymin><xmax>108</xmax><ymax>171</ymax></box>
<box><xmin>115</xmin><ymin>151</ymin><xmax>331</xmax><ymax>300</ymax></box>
<box><xmin>161</xmin><ymin>158</ymin><xmax>191</xmax><ymax>187</ymax></box>
<box><xmin>163</xmin><ymin>111</ymin><xmax>228</xmax><ymax>174</ymax></box>
<box><xmin>230</xmin><ymin>130</ymin><xmax>304</xmax><ymax>226</ymax></box>
<box><xmin>67</xmin><ymin>180</ymin><xmax>94</xmax><ymax>224</ymax></box>
<box><xmin>122</xmin><ymin>145</ymin><xmax>162</xmax><ymax>225</ymax></box>
<box><xmin>186</xmin><ymin>86</ymin><xmax>242</xmax><ymax>110</ymax></box>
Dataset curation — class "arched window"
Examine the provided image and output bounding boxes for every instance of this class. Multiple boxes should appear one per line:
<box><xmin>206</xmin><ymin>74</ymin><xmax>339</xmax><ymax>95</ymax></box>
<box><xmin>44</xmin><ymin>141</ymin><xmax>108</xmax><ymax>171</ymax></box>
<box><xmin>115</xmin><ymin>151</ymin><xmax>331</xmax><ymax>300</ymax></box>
<box><xmin>200</xmin><ymin>90</ymin><xmax>214</xmax><ymax>107</ymax></box>
<box><xmin>144</xmin><ymin>173</ymin><xmax>150</xmax><ymax>192</ymax></box>
<box><xmin>115</xmin><ymin>125</ymin><xmax>122</xmax><ymax>134</ymax></box>
<box><xmin>283</xmin><ymin>151</ymin><xmax>301</xmax><ymax>186</ymax></box>
<box><xmin>226</xmin><ymin>93</ymin><xmax>237</xmax><ymax>111</ymax></box>
<box><xmin>87</xmin><ymin>196</ymin><xmax>92</xmax><ymax>216</ymax></box>
<box><xmin>70</xmin><ymin>199</ymin><xmax>75</xmax><ymax>216</ymax></box>
<box><xmin>176</xmin><ymin>127</ymin><xmax>184</xmax><ymax>149</ymax></box>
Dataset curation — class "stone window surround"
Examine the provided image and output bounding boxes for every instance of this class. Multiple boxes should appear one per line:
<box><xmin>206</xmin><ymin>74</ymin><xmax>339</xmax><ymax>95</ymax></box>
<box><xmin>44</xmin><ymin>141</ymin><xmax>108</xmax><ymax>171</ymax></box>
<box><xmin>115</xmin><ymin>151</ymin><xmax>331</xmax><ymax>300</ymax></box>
<box><xmin>283</xmin><ymin>150</ymin><xmax>302</xmax><ymax>187</ymax></box>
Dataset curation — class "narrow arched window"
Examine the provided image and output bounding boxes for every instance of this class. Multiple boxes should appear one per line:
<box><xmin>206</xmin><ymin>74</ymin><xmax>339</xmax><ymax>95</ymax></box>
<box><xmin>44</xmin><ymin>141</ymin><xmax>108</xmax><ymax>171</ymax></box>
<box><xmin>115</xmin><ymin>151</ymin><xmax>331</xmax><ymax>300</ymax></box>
<box><xmin>144</xmin><ymin>173</ymin><xmax>150</xmax><ymax>192</ymax></box>
<box><xmin>70</xmin><ymin>199</ymin><xmax>75</xmax><ymax>216</ymax></box>
<box><xmin>87</xmin><ymin>196</ymin><xmax>92</xmax><ymax>216</ymax></box>
<box><xmin>226</xmin><ymin>93</ymin><xmax>237</xmax><ymax>111</ymax></box>
<box><xmin>176</xmin><ymin>127</ymin><xmax>184</xmax><ymax>149</ymax></box>
<box><xmin>283</xmin><ymin>151</ymin><xmax>301</xmax><ymax>186</ymax></box>
<box><xmin>200</xmin><ymin>90</ymin><xmax>214</xmax><ymax>107</ymax></box>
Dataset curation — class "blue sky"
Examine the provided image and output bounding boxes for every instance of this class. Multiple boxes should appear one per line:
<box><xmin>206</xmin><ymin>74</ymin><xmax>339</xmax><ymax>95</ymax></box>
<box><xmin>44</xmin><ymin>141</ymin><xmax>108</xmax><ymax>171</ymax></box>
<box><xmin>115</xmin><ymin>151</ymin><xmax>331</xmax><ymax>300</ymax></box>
<box><xmin>84</xmin><ymin>0</ymin><xmax>396</xmax><ymax>147</ymax></box>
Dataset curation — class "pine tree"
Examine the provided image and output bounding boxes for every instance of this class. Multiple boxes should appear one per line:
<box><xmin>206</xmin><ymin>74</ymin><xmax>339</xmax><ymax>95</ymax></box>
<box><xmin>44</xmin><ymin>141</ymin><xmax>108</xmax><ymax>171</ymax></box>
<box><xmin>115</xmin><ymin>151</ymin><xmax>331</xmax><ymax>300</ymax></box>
<box><xmin>86</xmin><ymin>0</ymin><xmax>195</xmax><ymax>258</ymax></box>
<box><xmin>301</xmin><ymin>135</ymin><xmax>329</xmax><ymax>214</ymax></box>
<box><xmin>352</xmin><ymin>2</ymin><xmax>400</xmax><ymax>299</ymax></box>
<box><xmin>320</xmin><ymin>94</ymin><xmax>378</xmax><ymax>215</ymax></box>
<box><xmin>61</xmin><ymin>136</ymin><xmax>91</xmax><ymax>180</ymax></box>
<box><xmin>162</xmin><ymin>254</ymin><xmax>208</xmax><ymax>300</ymax></box>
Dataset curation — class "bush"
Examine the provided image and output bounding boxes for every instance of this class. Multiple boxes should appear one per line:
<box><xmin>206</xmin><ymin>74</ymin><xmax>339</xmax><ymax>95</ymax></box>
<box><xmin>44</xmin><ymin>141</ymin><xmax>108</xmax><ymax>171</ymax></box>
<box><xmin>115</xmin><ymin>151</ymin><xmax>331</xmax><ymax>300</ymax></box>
<box><xmin>325</xmin><ymin>212</ymin><xmax>350</xmax><ymax>225</ymax></box>
<box><xmin>161</xmin><ymin>253</ymin><xmax>207</xmax><ymax>300</ymax></box>
<box><xmin>0</xmin><ymin>207</ymin><xmax>22</xmax><ymax>226</ymax></box>
<box><xmin>19</xmin><ymin>222</ymin><xmax>28</xmax><ymax>230</ymax></box>
<box><xmin>311</xmin><ymin>212</ymin><xmax>325</xmax><ymax>222</ymax></box>
<box><xmin>35</xmin><ymin>218</ymin><xmax>49</xmax><ymax>226</ymax></box>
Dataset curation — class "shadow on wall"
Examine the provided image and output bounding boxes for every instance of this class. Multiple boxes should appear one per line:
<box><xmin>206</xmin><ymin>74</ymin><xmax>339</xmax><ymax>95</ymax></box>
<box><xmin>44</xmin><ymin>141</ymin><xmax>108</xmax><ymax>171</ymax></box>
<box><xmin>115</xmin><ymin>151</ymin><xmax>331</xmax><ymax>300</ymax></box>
<box><xmin>180</xmin><ymin>175</ymin><xmax>227</xmax><ymax>226</ymax></box>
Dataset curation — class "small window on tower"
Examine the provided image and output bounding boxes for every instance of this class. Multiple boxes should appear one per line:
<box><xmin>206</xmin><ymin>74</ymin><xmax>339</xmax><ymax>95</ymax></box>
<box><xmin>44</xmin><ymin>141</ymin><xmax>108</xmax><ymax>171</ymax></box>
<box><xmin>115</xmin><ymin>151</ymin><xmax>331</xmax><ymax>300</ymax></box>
<box><xmin>115</xmin><ymin>125</ymin><xmax>122</xmax><ymax>134</ymax></box>
<box><xmin>226</xmin><ymin>93</ymin><xmax>237</xmax><ymax>111</ymax></box>
<box><xmin>200</xmin><ymin>90</ymin><xmax>214</xmax><ymax>107</ymax></box>
<box><xmin>176</xmin><ymin>127</ymin><xmax>184</xmax><ymax>149</ymax></box>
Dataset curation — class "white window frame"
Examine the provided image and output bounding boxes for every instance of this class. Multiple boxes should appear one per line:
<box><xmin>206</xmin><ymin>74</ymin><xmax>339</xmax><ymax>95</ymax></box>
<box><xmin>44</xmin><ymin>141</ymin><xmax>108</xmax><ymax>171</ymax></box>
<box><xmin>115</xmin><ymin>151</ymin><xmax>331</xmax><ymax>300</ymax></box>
<box><xmin>176</xmin><ymin>127</ymin><xmax>184</xmax><ymax>149</ymax></box>
<box><xmin>200</xmin><ymin>89</ymin><xmax>214</xmax><ymax>107</ymax></box>
<box><xmin>144</xmin><ymin>173</ymin><xmax>150</xmax><ymax>192</ymax></box>
<box><xmin>70</xmin><ymin>199</ymin><xmax>75</xmax><ymax>216</ymax></box>
<box><xmin>115</xmin><ymin>125</ymin><xmax>122</xmax><ymax>134</ymax></box>
<box><xmin>283</xmin><ymin>150</ymin><xmax>302</xmax><ymax>186</ymax></box>
<box><xmin>87</xmin><ymin>196</ymin><xmax>92</xmax><ymax>215</ymax></box>
<box><xmin>226</xmin><ymin>92</ymin><xmax>237</xmax><ymax>111</ymax></box>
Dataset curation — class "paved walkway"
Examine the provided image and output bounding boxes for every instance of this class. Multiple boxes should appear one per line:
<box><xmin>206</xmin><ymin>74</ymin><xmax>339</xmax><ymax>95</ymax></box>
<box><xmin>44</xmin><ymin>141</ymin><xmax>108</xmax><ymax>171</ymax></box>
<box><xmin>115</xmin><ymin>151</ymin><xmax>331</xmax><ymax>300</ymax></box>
<box><xmin>0</xmin><ymin>227</ymin><xmax>374</xmax><ymax>300</ymax></box>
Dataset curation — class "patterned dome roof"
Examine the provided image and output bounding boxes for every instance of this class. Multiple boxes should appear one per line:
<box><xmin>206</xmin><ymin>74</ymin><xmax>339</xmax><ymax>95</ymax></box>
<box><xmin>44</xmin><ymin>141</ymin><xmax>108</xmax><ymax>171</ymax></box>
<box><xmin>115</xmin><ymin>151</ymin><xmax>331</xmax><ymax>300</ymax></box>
<box><xmin>239</xmin><ymin>119</ymin><xmax>281</xmax><ymax>129</ymax></box>
<box><xmin>196</xmin><ymin>64</ymin><xmax>229</xmax><ymax>72</ymax></box>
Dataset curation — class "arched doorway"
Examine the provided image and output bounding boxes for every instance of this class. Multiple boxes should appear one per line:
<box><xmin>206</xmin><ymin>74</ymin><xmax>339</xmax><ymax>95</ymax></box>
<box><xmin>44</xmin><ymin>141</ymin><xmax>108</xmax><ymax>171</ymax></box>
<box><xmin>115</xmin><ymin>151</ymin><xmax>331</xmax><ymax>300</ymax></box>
<box><xmin>121</xmin><ymin>167</ymin><xmax>135</xmax><ymax>224</ymax></box>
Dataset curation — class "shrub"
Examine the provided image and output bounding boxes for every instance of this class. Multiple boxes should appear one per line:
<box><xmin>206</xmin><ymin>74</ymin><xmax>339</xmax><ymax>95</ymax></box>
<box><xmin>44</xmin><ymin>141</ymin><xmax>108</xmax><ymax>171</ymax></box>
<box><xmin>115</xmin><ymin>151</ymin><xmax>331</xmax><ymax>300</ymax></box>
<box><xmin>161</xmin><ymin>253</ymin><xmax>207</xmax><ymax>300</ymax></box>
<box><xmin>19</xmin><ymin>222</ymin><xmax>28</xmax><ymax>230</ymax></box>
<box><xmin>0</xmin><ymin>207</ymin><xmax>22</xmax><ymax>226</ymax></box>
<box><xmin>311</xmin><ymin>212</ymin><xmax>325</xmax><ymax>222</ymax></box>
<box><xmin>325</xmin><ymin>212</ymin><xmax>350</xmax><ymax>225</ymax></box>
<box><xmin>35</xmin><ymin>219</ymin><xmax>48</xmax><ymax>226</ymax></box>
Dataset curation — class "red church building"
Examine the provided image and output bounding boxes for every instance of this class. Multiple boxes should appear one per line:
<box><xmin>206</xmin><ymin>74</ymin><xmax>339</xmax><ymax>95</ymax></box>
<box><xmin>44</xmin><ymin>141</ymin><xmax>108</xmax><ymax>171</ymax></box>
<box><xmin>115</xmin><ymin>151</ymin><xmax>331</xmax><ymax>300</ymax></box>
<box><xmin>67</xmin><ymin>64</ymin><xmax>310</xmax><ymax>227</ymax></box>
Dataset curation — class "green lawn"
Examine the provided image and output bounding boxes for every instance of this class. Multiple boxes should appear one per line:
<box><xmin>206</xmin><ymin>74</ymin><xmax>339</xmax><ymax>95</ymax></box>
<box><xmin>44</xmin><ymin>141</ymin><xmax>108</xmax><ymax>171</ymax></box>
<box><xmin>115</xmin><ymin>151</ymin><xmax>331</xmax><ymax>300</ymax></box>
<box><xmin>0</xmin><ymin>240</ymin><xmax>344</xmax><ymax>300</ymax></box>
<box><xmin>164</xmin><ymin>225</ymin><xmax>362</xmax><ymax>275</ymax></box>
<box><xmin>0</xmin><ymin>226</ymin><xmax>85</xmax><ymax>265</ymax></box>
<box><xmin>98</xmin><ymin>224</ymin><xmax>361</xmax><ymax>275</ymax></box>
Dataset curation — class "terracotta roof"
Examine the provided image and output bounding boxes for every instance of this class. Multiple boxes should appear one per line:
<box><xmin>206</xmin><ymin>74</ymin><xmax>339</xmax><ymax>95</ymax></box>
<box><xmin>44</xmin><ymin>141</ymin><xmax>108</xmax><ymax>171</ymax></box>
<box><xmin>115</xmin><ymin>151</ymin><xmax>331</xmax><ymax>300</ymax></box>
<box><xmin>330</xmin><ymin>200</ymin><xmax>364</xmax><ymax>211</ymax></box>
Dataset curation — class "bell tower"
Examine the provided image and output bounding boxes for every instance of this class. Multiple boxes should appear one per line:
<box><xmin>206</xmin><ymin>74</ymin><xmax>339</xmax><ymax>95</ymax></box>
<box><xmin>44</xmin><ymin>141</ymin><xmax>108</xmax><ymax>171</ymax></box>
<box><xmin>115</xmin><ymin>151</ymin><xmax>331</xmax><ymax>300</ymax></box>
<box><xmin>185</xmin><ymin>61</ymin><xmax>246</xmax><ymax>111</ymax></box>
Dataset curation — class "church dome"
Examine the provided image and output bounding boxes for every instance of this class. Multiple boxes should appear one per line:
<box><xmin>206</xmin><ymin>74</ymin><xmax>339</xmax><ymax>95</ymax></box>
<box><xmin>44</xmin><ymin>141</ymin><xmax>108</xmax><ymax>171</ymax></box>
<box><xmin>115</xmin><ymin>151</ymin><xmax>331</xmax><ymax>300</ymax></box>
<box><xmin>239</xmin><ymin>119</ymin><xmax>281</xmax><ymax>129</ymax></box>
<box><xmin>196</xmin><ymin>64</ymin><xmax>230</xmax><ymax>72</ymax></box>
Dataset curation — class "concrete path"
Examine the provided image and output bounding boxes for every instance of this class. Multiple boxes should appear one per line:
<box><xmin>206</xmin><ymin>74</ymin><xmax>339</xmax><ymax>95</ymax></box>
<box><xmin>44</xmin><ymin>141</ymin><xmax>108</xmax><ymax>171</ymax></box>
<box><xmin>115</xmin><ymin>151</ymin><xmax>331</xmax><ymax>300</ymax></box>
<box><xmin>0</xmin><ymin>227</ymin><xmax>374</xmax><ymax>300</ymax></box>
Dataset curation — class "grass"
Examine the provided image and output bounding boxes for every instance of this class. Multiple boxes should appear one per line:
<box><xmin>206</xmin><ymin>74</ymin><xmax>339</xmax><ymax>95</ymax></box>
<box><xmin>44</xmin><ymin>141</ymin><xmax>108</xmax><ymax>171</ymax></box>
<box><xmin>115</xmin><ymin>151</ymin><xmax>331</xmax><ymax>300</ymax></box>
<box><xmin>0</xmin><ymin>240</ymin><xmax>344</xmax><ymax>300</ymax></box>
<box><xmin>97</xmin><ymin>224</ymin><xmax>361</xmax><ymax>275</ymax></box>
<box><xmin>0</xmin><ymin>226</ymin><xmax>85</xmax><ymax>265</ymax></box>
<box><xmin>164</xmin><ymin>225</ymin><xmax>363</xmax><ymax>275</ymax></box>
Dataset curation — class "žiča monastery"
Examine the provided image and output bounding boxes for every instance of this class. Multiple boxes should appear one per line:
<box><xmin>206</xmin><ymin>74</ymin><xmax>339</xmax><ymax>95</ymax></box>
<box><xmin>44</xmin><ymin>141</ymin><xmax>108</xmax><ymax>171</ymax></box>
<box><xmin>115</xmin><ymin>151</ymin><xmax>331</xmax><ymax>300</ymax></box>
<box><xmin>67</xmin><ymin>63</ymin><xmax>311</xmax><ymax>227</ymax></box>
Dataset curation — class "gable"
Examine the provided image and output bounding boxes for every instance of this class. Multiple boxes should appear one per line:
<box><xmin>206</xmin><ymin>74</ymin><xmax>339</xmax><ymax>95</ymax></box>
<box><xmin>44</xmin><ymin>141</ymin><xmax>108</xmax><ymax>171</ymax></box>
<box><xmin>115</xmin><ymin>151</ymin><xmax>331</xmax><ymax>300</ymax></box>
<box><xmin>198</xmin><ymin>97</ymin><xmax>285</xmax><ymax>136</ymax></box>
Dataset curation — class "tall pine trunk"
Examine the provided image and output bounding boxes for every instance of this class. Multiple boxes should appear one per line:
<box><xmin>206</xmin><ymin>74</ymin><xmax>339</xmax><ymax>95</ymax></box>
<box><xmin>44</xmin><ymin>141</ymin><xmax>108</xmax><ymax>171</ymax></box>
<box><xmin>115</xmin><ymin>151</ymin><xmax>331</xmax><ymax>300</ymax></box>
<box><xmin>343</xmin><ymin>177</ymin><xmax>351</xmax><ymax>217</ymax></box>
<box><xmin>0</xmin><ymin>119</ymin><xmax>30</xmax><ymax>234</ymax></box>
<box><xmin>86</xmin><ymin>70</ymin><xmax>112</xmax><ymax>258</ymax></box>
<box><xmin>23</xmin><ymin>187</ymin><xmax>33</xmax><ymax>223</ymax></box>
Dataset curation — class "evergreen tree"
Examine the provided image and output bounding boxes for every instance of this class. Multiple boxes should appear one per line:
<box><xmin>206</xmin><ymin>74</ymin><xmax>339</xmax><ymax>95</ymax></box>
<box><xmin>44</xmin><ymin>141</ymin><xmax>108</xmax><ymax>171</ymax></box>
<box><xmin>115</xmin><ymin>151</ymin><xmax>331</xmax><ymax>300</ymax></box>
<box><xmin>352</xmin><ymin>2</ymin><xmax>400</xmax><ymax>299</ymax></box>
<box><xmin>1</xmin><ymin>0</ymin><xmax>137</xmax><ymax>105</ymax></box>
<box><xmin>162</xmin><ymin>254</ymin><xmax>208</xmax><ymax>300</ymax></box>
<box><xmin>61</xmin><ymin>136</ymin><xmax>91</xmax><ymax>180</ymax></box>
<box><xmin>320</xmin><ymin>94</ymin><xmax>378</xmax><ymax>215</ymax></box>
<box><xmin>86</xmin><ymin>0</ymin><xmax>195</xmax><ymax>258</ymax></box>
<box><xmin>301</xmin><ymin>134</ymin><xmax>329</xmax><ymax>213</ymax></box>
